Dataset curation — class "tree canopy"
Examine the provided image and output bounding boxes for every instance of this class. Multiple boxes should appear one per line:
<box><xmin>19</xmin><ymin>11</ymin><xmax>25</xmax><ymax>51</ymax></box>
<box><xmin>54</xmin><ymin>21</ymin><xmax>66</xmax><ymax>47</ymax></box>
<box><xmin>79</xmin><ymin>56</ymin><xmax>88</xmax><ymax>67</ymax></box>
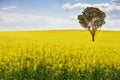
<box><xmin>78</xmin><ymin>7</ymin><xmax>106</xmax><ymax>42</ymax></box>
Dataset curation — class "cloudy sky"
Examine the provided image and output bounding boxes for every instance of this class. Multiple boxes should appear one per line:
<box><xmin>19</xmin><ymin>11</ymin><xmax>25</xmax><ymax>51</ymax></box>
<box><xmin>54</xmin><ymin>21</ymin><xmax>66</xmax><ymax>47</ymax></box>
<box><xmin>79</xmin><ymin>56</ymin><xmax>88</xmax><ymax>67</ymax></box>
<box><xmin>0</xmin><ymin>0</ymin><xmax>120</xmax><ymax>31</ymax></box>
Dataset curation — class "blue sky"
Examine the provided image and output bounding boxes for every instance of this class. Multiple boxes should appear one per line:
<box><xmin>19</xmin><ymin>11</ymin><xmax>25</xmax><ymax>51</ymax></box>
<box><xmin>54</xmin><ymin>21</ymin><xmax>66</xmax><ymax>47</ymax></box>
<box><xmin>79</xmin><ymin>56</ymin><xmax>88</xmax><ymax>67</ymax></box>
<box><xmin>0</xmin><ymin>0</ymin><xmax>120</xmax><ymax>31</ymax></box>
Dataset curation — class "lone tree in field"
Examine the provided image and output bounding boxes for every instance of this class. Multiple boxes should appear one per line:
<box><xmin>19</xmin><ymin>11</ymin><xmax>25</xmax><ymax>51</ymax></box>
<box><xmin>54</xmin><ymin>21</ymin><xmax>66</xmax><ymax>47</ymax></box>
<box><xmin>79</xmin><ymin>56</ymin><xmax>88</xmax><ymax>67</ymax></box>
<box><xmin>78</xmin><ymin>7</ymin><xmax>106</xmax><ymax>42</ymax></box>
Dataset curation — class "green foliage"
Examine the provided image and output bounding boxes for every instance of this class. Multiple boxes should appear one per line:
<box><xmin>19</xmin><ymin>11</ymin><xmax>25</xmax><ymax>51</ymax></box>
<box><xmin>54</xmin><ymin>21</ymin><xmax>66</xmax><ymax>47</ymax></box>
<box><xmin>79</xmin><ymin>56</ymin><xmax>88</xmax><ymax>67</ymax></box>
<box><xmin>78</xmin><ymin>7</ymin><xmax>106</xmax><ymax>41</ymax></box>
<box><xmin>78</xmin><ymin>7</ymin><xmax>106</xmax><ymax>29</ymax></box>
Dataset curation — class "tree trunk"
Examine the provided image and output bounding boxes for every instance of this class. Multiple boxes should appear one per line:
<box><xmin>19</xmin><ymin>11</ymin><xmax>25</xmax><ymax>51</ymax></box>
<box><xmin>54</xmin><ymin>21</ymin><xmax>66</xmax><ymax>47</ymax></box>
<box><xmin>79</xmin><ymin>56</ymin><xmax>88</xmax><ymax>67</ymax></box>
<box><xmin>92</xmin><ymin>34</ymin><xmax>95</xmax><ymax>42</ymax></box>
<box><xmin>88</xmin><ymin>28</ymin><xmax>96</xmax><ymax>42</ymax></box>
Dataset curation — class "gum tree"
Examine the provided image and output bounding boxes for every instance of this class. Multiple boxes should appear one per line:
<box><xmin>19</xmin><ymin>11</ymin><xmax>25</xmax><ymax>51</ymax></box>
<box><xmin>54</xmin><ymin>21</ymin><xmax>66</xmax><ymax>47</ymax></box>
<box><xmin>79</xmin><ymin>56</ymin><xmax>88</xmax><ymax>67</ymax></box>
<box><xmin>78</xmin><ymin>7</ymin><xmax>106</xmax><ymax>42</ymax></box>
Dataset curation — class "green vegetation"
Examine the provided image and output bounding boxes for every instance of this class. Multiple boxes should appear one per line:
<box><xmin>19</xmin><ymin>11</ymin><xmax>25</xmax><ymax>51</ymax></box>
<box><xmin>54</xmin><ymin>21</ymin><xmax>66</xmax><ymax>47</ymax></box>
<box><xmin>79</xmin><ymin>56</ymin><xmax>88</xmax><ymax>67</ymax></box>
<box><xmin>78</xmin><ymin>7</ymin><xmax>106</xmax><ymax>42</ymax></box>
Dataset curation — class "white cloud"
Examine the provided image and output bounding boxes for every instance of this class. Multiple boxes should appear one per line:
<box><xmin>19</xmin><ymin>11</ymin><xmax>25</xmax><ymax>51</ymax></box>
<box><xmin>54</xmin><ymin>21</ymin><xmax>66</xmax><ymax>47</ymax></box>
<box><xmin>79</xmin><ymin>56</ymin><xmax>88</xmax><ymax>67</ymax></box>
<box><xmin>0</xmin><ymin>11</ymin><xmax>120</xmax><ymax>31</ymax></box>
<box><xmin>61</xmin><ymin>2</ymin><xmax>120</xmax><ymax>30</ymax></box>
<box><xmin>112</xmin><ymin>0</ymin><xmax>120</xmax><ymax>3</ymax></box>
<box><xmin>0</xmin><ymin>6</ymin><xmax>17</xmax><ymax>10</ymax></box>
<box><xmin>0</xmin><ymin>12</ymin><xmax>80</xmax><ymax>31</ymax></box>
<box><xmin>66</xmin><ymin>15</ymin><xmax>120</xmax><ymax>30</ymax></box>
<box><xmin>62</xmin><ymin>3</ymin><xmax>120</xmax><ymax>12</ymax></box>
<box><xmin>103</xmin><ymin>18</ymin><xmax>120</xmax><ymax>30</ymax></box>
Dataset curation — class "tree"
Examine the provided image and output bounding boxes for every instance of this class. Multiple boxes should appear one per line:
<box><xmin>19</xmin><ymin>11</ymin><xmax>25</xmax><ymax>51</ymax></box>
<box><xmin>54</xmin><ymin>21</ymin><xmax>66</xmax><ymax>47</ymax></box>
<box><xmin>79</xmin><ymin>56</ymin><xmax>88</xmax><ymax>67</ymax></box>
<box><xmin>78</xmin><ymin>7</ymin><xmax>106</xmax><ymax>42</ymax></box>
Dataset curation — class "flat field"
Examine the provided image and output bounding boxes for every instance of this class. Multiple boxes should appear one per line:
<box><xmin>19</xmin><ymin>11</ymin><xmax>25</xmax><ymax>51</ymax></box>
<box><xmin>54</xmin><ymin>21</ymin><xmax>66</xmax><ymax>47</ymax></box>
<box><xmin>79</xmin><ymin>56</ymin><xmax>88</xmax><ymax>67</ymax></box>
<box><xmin>0</xmin><ymin>30</ymin><xmax>120</xmax><ymax>80</ymax></box>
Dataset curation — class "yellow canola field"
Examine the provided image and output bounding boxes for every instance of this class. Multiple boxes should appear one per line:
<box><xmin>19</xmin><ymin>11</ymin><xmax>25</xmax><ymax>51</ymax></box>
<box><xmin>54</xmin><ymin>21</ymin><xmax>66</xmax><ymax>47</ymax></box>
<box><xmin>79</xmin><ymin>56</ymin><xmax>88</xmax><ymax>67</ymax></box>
<box><xmin>0</xmin><ymin>30</ymin><xmax>120</xmax><ymax>79</ymax></box>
